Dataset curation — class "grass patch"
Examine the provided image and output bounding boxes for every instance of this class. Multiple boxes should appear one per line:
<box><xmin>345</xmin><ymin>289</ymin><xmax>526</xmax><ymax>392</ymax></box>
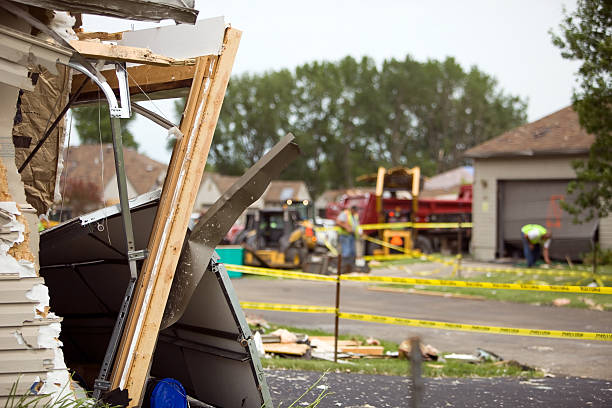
<box><xmin>261</xmin><ymin>356</ymin><xmax>538</xmax><ymax>378</ymax></box>
<box><xmin>255</xmin><ymin>324</ymin><xmax>541</xmax><ymax>378</ymax></box>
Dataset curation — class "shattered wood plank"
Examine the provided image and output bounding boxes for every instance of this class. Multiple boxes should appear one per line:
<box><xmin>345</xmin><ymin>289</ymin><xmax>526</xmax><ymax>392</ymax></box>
<box><xmin>76</xmin><ymin>31</ymin><xmax>124</xmax><ymax>41</ymax></box>
<box><xmin>111</xmin><ymin>56</ymin><xmax>214</xmax><ymax>381</ymax></box>
<box><xmin>263</xmin><ymin>343</ymin><xmax>310</xmax><ymax>356</ymax></box>
<box><xmin>110</xmin><ymin>28</ymin><xmax>242</xmax><ymax>407</ymax></box>
<box><xmin>310</xmin><ymin>336</ymin><xmax>361</xmax><ymax>347</ymax></box>
<box><xmin>339</xmin><ymin>346</ymin><xmax>384</xmax><ymax>356</ymax></box>
<box><xmin>69</xmin><ymin>40</ymin><xmax>196</xmax><ymax>66</ymax></box>
<box><xmin>71</xmin><ymin>60</ymin><xmax>211</xmax><ymax>103</ymax></box>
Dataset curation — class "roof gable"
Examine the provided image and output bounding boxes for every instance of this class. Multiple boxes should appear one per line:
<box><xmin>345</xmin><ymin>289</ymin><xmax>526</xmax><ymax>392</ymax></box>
<box><xmin>465</xmin><ymin>107</ymin><xmax>594</xmax><ymax>158</ymax></box>
<box><xmin>62</xmin><ymin>144</ymin><xmax>167</xmax><ymax>196</ymax></box>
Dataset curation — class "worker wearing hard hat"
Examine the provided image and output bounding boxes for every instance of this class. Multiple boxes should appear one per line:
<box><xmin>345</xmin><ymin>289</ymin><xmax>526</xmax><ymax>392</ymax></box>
<box><xmin>336</xmin><ymin>206</ymin><xmax>361</xmax><ymax>271</ymax></box>
<box><xmin>521</xmin><ymin>224</ymin><xmax>552</xmax><ymax>267</ymax></box>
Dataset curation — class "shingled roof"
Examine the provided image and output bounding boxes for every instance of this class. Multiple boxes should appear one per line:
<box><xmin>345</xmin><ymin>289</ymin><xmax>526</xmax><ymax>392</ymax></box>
<box><xmin>464</xmin><ymin>106</ymin><xmax>595</xmax><ymax>158</ymax></box>
<box><xmin>202</xmin><ymin>173</ymin><xmax>310</xmax><ymax>203</ymax></box>
<box><xmin>61</xmin><ymin>144</ymin><xmax>167</xmax><ymax>195</ymax></box>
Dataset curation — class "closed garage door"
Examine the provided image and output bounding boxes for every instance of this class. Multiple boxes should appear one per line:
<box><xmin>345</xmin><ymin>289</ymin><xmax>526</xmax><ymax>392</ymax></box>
<box><xmin>498</xmin><ymin>180</ymin><xmax>598</xmax><ymax>260</ymax></box>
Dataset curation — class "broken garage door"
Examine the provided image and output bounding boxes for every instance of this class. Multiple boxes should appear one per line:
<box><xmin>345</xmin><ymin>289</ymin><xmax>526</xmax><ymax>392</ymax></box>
<box><xmin>498</xmin><ymin>179</ymin><xmax>598</xmax><ymax>260</ymax></box>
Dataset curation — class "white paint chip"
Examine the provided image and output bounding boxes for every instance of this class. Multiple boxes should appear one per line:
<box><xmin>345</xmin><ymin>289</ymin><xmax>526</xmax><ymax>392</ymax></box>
<box><xmin>26</xmin><ymin>283</ymin><xmax>50</xmax><ymax>315</ymax></box>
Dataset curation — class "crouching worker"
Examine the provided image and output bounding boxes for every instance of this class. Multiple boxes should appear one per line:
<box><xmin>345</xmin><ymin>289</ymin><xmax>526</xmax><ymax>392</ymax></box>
<box><xmin>521</xmin><ymin>224</ymin><xmax>552</xmax><ymax>267</ymax></box>
<box><xmin>336</xmin><ymin>206</ymin><xmax>360</xmax><ymax>273</ymax></box>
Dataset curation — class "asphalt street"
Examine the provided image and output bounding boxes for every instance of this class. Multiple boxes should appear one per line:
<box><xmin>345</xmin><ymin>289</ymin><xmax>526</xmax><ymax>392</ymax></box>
<box><xmin>230</xmin><ymin>265</ymin><xmax>612</xmax><ymax>380</ymax></box>
<box><xmin>266</xmin><ymin>369</ymin><xmax>612</xmax><ymax>407</ymax></box>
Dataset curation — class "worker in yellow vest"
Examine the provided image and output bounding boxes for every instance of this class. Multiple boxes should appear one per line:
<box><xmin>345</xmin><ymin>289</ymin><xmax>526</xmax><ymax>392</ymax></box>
<box><xmin>521</xmin><ymin>224</ymin><xmax>552</xmax><ymax>267</ymax></box>
<box><xmin>336</xmin><ymin>206</ymin><xmax>360</xmax><ymax>272</ymax></box>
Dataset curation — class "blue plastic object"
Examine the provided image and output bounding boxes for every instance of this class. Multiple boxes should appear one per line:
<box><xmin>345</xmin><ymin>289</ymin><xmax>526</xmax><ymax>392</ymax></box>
<box><xmin>150</xmin><ymin>378</ymin><xmax>188</xmax><ymax>408</ymax></box>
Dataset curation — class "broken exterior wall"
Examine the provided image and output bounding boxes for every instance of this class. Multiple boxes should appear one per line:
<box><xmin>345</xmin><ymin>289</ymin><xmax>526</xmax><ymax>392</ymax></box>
<box><xmin>0</xmin><ymin>11</ymin><xmax>74</xmax><ymax>405</ymax></box>
<box><xmin>13</xmin><ymin>63</ymin><xmax>72</xmax><ymax>215</ymax></box>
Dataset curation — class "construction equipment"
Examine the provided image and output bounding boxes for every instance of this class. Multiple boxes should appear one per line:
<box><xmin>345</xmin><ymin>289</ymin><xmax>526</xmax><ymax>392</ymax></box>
<box><xmin>327</xmin><ymin>166</ymin><xmax>472</xmax><ymax>254</ymax></box>
<box><xmin>236</xmin><ymin>206</ymin><xmax>322</xmax><ymax>269</ymax></box>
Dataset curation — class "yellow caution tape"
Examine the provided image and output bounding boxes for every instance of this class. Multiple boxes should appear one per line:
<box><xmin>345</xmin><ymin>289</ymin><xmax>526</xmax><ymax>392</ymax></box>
<box><xmin>423</xmin><ymin>254</ymin><xmax>458</xmax><ymax>266</ymax></box>
<box><xmin>317</xmin><ymin>222</ymin><xmax>473</xmax><ymax>231</ymax></box>
<box><xmin>361</xmin><ymin>235</ymin><xmax>411</xmax><ymax>253</ymax></box>
<box><xmin>238</xmin><ymin>300</ymin><xmax>612</xmax><ymax>341</ymax></box>
<box><xmin>225</xmin><ymin>263</ymin><xmax>610</xmax><ymax>294</ymax></box>
<box><xmin>322</xmin><ymin>237</ymin><xmax>338</xmax><ymax>256</ymax></box>
<box><xmin>339</xmin><ymin>275</ymin><xmax>612</xmax><ymax>294</ymax></box>
<box><xmin>365</xmin><ymin>253</ymin><xmax>457</xmax><ymax>266</ymax></box>
<box><xmin>359</xmin><ymin>222</ymin><xmax>414</xmax><ymax>230</ymax></box>
<box><xmin>240</xmin><ymin>301</ymin><xmax>336</xmax><ymax>314</ymax></box>
<box><xmin>461</xmin><ymin>265</ymin><xmax>597</xmax><ymax>278</ymax></box>
<box><xmin>361</xmin><ymin>236</ymin><xmax>457</xmax><ymax>266</ymax></box>
<box><xmin>315</xmin><ymin>226</ymin><xmax>341</xmax><ymax>232</ymax></box>
<box><xmin>338</xmin><ymin>312</ymin><xmax>612</xmax><ymax>341</ymax></box>
<box><xmin>224</xmin><ymin>264</ymin><xmax>337</xmax><ymax>282</ymax></box>
<box><xmin>364</xmin><ymin>253</ymin><xmax>421</xmax><ymax>261</ymax></box>
<box><xmin>359</xmin><ymin>222</ymin><xmax>473</xmax><ymax>230</ymax></box>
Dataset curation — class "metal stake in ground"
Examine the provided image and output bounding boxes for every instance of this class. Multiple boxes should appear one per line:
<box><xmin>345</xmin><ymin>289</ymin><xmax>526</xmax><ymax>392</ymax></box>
<box><xmin>409</xmin><ymin>336</ymin><xmax>424</xmax><ymax>408</ymax></box>
<box><xmin>456</xmin><ymin>214</ymin><xmax>463</xmax><ymax>278</ymax></box>
<box><xmin>334</xmin><ymin>254</ymin><xmax>342</xmax><ymax>363</ymax></box>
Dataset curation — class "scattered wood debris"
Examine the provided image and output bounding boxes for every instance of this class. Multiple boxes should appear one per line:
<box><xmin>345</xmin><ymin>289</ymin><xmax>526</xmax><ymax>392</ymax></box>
<box><xmin>552</xmin><ymin>298</ymin><xmax>571</xmax><ymax>307</ymax></box>
<box><xmin>398</xmin><ymin>339</ymin><xmax>439</xmax><ymax>361</ymax></box>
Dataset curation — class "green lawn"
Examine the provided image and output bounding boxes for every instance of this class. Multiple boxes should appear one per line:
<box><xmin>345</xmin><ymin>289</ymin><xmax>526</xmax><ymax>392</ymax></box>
<box><xmin>262</xmin><ymin>356</ymin><xmax>538</xmax><ymax>378</ymax></box>
<box><xmin>256</xmin><ymin>324</ymin><xmax>541</xmax><ymax>378</ymax></box>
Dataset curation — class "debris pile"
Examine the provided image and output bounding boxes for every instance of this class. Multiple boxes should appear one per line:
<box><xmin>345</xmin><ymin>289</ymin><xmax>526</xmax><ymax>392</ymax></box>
<box><xmin>398</xmin><ymin>339</ymin><xmax>439</xmax><ymax>361</ymax></box>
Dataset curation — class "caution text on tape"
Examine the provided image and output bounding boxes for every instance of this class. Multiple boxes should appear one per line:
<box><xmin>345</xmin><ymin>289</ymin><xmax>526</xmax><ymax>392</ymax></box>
<box><xmin>225</xmin><ymin>264</ymin><xmax>337</xmax><ymax>282</ymax></box>
<box><xmin>238</xmin><ymin>300</ymin><xmax>612</xmax><ymax>341</ymax></box>
<box><xmin>225</xmin><ymin>263</ymin><xmax>611</xmax><ymax>294</ymax></box>
<box><xmin>461</xmin><ymin>265</ymin><xmax>602</xmax><ymax>278</ymax></box>
<box><xmin>339</xmin><ymin>275</ymin><xmax>612</xmax><ymax>294</ymax></box>
<box><xmin>240</xmin><ymin>301</ymin><xmax>336</xmax><ymax>314</ymax></box>
<box><xmin>338</xmin><ymin>312</ymin><xmax>612</xmax><ymax>341</ymax></box>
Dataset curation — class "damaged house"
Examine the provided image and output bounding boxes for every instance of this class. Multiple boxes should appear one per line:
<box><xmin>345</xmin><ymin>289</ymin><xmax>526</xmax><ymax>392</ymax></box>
<box><xmin>0</xmin><ymin>1</ymin><xmax>291</xmax><ymax>407</ymax></box>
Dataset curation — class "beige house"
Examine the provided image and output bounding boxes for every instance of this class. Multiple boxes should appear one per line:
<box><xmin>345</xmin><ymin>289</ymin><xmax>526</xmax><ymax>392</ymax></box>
<box><xmin>465</xmin><ymin>106</ymin><xmax>612</xmax><ymax>261</ymax></box>
<box><xmin>195</xmin><ymin>172</ymin><xmax>311</xmax><ymax>214</ymax></box>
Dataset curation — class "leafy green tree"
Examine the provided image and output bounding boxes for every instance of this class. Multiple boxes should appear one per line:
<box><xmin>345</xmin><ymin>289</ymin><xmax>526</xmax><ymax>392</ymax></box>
<box><xmin>72</xmin><ymin>104</ymin><xmax>138</xmax><ymax>148</ymax></box>
<box><xmin>377</xmin><ymin>57</ymin><xmax>526</xmax><ymax>174</ymax></box>
<box><xmin>177</xmin><ymin>55</ymin><xmax>526</xmax><ymax>198</ymax></box>
<box><xmin>551</xmin><ymin>0</ymin><xmax>612</xmax><ymax>221</ymax></box>
<box><xmin>208</xmin><ymin>69</ymin><xmax>295</xmax><ymax>175</ymax></box>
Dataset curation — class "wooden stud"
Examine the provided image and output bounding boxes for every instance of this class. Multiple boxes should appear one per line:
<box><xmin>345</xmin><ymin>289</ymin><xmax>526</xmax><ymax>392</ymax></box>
<box><xmin>71</xmin><ymin>60</ymin><xmax>212</xmax><ymax>103</ymax></box>
<box><xmin>109</xmin><ymin>53</ymin><xmax>213</xmax><ymax>397</ymax></box>
<box><xmin>69</xmin><ymin>40</ymin><xmax>195</xmax><ymax>66</ymax></box>
<box><xmin>109</xmin><ymin>28</ymin><xmax>242</xmax><ymax>407</ymax></box>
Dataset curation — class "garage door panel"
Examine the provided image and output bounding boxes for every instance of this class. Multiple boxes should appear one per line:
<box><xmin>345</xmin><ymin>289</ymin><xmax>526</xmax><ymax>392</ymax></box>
<box><xmin>499</xmin><ymin>180</ymin><xmax>598</xmax><ymax>260</ymax></box>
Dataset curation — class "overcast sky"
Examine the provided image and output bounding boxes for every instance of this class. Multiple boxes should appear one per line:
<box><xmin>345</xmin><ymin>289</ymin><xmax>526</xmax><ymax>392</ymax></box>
<box><xmin>78</xmin><ymin>0</ymin><xmax>580</xmax><ymax>164</ymax></box>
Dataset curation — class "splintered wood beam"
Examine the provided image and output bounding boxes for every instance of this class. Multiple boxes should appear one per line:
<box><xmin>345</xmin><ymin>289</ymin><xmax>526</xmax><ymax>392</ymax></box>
<box><xmin>70</xmin><ymin>60</ymin><xmax>213</xmax><ymax>103</ymax></box>
<box><xmin>109</xmin><ymin>27</ymin><xmax>242</xmax><ymax>407</ymax></box>
<box><xmin>76</xmin><ymin>31</ymin><xmax>124</xmax><ymax>41</ymax></box>
<box><xmin>69</xmin><ymin>40</ymin><xmax>195</xmax><ymax>66</ymax></box>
